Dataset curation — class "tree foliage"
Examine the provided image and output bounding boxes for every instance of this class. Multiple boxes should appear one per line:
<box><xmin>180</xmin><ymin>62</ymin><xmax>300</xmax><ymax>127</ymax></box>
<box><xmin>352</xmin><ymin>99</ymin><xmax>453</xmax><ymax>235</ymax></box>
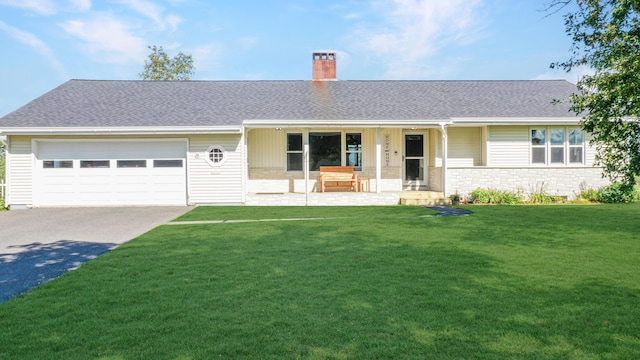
<box><xmin>550</xmin><ymin>0</ymin><xmax>640</xmax><ymax>187</ymax></box>
<box><xmin>0</xmin><ymin>141</ymin><xmax>5</xmax><ymax>181</ymax></box>
<box><xmin>139</xmin><ymin>45</ymin><xmax>195</xmax><ymax>81</ymax></box>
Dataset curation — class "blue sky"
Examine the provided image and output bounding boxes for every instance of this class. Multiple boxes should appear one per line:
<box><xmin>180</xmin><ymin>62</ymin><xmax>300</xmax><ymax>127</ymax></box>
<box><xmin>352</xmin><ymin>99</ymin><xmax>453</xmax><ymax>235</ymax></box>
<box><xmin>0</xmin><ymin>0</ymin><xmax>584</xmax><ymax>117</ymax></box>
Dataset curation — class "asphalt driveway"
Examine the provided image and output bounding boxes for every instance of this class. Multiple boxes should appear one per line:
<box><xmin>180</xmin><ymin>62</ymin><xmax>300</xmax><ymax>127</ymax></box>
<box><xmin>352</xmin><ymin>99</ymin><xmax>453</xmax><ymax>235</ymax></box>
<box><xmin>0</xmin><ymin>206</ymin><xmax>191</xmax><ymax>302</ymax></box>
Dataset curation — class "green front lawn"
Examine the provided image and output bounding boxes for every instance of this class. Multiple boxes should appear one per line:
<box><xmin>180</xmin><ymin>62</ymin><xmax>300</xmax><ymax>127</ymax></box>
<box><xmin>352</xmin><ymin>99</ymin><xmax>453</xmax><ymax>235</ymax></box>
<box><xmin>1</xmin><ymin>205</ymin><xmax>639</xmax><ymax>359</ymax></box>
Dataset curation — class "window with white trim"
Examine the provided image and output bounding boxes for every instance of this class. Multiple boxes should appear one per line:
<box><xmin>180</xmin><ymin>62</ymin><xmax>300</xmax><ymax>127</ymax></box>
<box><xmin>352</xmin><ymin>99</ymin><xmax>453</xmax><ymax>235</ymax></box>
<box><xmin>531</xmin><ymin>128</ymin><xmax>546</xmax><ymax>164</ymax></box>
<box><xmin>530</xmin><ymin>127</ymin><xmax>584</xmax><ymax>165</ymax></box>
<box><xmin>568</xmin><ymin>128</ymin><xmax>584</xmax><ymax>163</ymax></box>
<box><xmin>286</xmin><ymin>133</ymin><xmax>303</xmax><ymax>171</ymax></box>
<box><xmin>205</xmin><ymin>145</ymin><xmax>226</xmax><ymax>166</ymax></box>
<box><xmin>346</xmin><ymin>133</ymin><xmax>362</xmax><ymax>171</ymax></box>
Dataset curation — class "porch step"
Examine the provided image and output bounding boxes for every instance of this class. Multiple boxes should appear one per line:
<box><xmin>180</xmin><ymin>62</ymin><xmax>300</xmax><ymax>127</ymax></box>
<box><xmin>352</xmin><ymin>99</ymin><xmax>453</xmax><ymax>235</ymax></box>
<box><xmin>400</xmin><ymin>191</ymin><xmax>450</xmax><ymax>206</ymax></box>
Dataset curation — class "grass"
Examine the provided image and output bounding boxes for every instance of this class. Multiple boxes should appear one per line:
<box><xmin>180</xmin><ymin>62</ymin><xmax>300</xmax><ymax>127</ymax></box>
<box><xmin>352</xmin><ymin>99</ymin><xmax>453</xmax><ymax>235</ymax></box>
<box><xmin>1</xmin><ymin>204</ymin><xmax>639</xmax><ymax>359</ymax></box>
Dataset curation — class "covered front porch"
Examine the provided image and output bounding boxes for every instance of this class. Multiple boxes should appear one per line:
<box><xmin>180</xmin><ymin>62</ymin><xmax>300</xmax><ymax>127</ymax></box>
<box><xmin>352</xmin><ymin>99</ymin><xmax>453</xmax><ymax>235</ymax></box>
<box><xmin>244</xmin><ymin>122</ymin><xmax>460</xmax><ymax>202</ymax></box>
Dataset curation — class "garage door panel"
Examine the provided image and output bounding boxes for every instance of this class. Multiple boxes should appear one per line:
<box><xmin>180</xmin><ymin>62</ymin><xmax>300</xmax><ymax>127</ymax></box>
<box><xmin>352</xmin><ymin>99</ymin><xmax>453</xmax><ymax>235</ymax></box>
<box><xmin>36</xmin><ymin>140</ymin><xmax>187</xmax><ymax>206</ymax></box>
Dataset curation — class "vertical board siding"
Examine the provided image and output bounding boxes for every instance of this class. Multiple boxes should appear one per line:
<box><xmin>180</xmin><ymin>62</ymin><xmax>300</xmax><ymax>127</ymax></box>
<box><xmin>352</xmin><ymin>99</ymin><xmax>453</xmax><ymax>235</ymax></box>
<box><xmin>247</xmin><ymin>128</ymin><xmax>286</xmax><ymax>169</ymax></box>
<box><xmin>448</xmin><ymin>127</ymin><xmax>482</xmax><ymax>167</ymax></box>
<box><xmin>487</xmin><ymin>126</ymin><xmax>529</xmax><ymax>166</ymax></box>
<box><xmin>187</xmin><ymin>134</ymin><xmax>244</xmax><ymax>204</ymax></box>
<box><xmin>7</xmin><ymin>136</ymin><xmax>33</xmax><ymax>205</ymax></box>
<box><xmin>431</xmin><ymin>130</ymin><xmax>443</xmax><ymax>167</ymax></box>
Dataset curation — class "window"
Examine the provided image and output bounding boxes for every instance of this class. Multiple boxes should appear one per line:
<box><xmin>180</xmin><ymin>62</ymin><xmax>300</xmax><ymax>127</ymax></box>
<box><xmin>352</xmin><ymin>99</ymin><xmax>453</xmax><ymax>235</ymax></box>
<box><xmin>80</xmin><ymin>160</ymin><xmax>110</xmax><ymax>168</ymax></box>
<box><xmin>530</xmin><ymin>127</ymin><xmax>584</xmax><ymax>165</ymax></box>
<box><xmin>531</xmin><ymin>129</ymin><xmax>546</xmax><ymax>164</ymax></box>
<box><xmin>346</xmin><ymin>133</ymin><xmax>362</xmax><ymax>171</ymax></box>
<box><xmin>43</xmin><ymin>160</ymin><xmax>73</xmax><ymax>168</ymax></box>
<box><xmin>205</xmin><ymin>145</ymin><xmax>226</xmax><ymax>166</ymax></box>
<box><xmin>286</xmin><ymin>133</ymin><xmax>303</xmax><ymax>171</ymax></box>
<box><xmin>286</xmin><ymin>132</ymin><xmax>364</xmax><ymax>171</ymax></box>
<box><xmin>117</xmin><ymin>160</ymin><xmax>146</xmax><ymax>168</ymax></box>
<box><xmin>154</xmin><ymin>159</ymin><xmax>183</xmax><ymax>168</ymax></box>
<box><xmin>550</xmin><ymin>128</ymin><xmax>565</xmax><ymax>164</ymax></box>
<box><xmin>309</xmin><ymin>132</ymin><xmax>341</xmax><ymax>171</ymax></box>
<box><xmin>569</xmin><ymin>128</ymin><xmax>584</xmax><ymax>163</ymax></box>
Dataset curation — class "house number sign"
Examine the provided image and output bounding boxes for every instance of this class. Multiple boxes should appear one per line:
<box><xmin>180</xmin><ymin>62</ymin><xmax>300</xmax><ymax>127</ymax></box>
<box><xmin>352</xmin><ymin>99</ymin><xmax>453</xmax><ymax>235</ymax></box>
<box><xmin>384</xmin><ymin>134</ymin><xmax>391</xmax><ymax>167</ymax></box>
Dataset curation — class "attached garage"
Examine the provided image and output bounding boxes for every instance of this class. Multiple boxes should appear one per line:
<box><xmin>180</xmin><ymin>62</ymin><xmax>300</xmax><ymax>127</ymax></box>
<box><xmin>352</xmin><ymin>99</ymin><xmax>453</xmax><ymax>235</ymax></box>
<box><xmin>33</xmin><ymin>139</ymin><xmax>188</xmax><ymax>206</ymax></box>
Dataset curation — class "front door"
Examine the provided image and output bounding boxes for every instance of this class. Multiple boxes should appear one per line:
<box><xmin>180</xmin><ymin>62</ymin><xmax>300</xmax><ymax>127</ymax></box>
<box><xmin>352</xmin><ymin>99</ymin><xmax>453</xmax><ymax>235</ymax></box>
<box><xmin>404</xmin><ymin>134</ymin><xmax>426</xmax><ymax>189</ymax></box>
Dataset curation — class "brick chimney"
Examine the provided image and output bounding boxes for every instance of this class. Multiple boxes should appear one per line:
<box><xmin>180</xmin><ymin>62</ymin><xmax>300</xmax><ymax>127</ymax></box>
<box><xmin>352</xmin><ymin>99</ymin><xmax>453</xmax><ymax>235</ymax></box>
<box><xmin>312</xmin><ymin>52</ymin><xmax>336</xmax><ymax>81</ymax></box>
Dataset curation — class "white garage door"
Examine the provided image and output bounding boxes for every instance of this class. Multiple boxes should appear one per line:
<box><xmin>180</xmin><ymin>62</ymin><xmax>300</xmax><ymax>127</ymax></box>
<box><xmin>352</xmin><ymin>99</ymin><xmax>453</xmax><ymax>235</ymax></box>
<box><xmin>35</xmin><ymin>140</ymin><xmax>187</xmax><ymax>206</ymax></box>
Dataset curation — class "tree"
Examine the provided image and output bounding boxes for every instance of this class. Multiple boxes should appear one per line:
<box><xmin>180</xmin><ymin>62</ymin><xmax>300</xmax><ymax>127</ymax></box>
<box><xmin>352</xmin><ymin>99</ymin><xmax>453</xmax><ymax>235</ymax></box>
<box><xmin>549</xmin><ymin>0</ymin><xmax>640</xmax><ymax>187</ymax></box>
<box><xmin>139</xmin><ymin>45</ymin><xmax>195</xmax><ymax>81</ymax></box>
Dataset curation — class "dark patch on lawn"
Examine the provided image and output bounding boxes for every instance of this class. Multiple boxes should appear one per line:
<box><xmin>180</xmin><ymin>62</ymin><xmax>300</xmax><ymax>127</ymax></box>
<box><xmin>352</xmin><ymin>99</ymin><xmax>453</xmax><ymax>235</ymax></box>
<box><xmin>0</xmin><ymin>240</ymin><xmax>117</xmax><ymax>302</ymax></box>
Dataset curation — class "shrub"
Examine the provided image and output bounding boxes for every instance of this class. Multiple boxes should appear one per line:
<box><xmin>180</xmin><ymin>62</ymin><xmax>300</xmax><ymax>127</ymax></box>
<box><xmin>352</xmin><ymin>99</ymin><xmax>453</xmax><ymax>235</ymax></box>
<box><xmin>579</xmin><ymin>187</ymin><xmax>601</xmax><ymax>202</ymax></box>
<box><xmin>470</xmin><ymin>188</ymin><xmax>492</xmax><ymax>203</ymax></box>
<box><xmin>470</xmin><ymin>188</ymin><xmax>522</xmax><ymax>204</ymax></box>
<box><xmin>598</xmin><ymin>182</ymin><xmax>640</xmax><ymax>203</ymax></box>
<box><xmin>527</xmin><ymin>182</ymin><xmax>555</xmax><ymax>204</ymax></box>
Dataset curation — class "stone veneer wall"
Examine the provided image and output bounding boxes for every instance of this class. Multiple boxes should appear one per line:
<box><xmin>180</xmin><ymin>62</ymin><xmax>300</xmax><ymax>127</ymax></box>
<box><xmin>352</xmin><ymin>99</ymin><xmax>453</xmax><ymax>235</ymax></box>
<box><xmin>447</xmin><ymin>167</ymin><xmax>609</xmax><ymax>199</ymax></box>
<box><xmin>428</xmin><ymin>167</ymin><xmax>443</xmax><ymax>192</ymax></box>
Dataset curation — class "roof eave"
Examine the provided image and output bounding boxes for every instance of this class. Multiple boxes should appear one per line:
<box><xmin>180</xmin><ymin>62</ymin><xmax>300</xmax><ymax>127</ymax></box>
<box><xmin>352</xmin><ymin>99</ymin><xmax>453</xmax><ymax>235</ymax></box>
<box><xmin>243</xmin><ymin>119</ymin><xmax>450</xmax><ymax>128</ymax></box>
<box><xmin>0</xmin><ymin>126</ymin><xmax>243</xmax><ymax>136</ymax></box>
<box><xmin>450</xmin><ymin>117</ymin><xmax>582</xmax><ymax>126</ymax></box>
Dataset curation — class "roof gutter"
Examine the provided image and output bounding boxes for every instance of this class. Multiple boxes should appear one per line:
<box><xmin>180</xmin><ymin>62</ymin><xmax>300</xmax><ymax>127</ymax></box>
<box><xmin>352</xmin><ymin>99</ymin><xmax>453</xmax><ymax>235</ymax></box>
<box><xmin>0</xmin><ymin>126</ymin><xmax>243</xmax><ymax>136</ymax></box>
<box><xmin>450</xmin><ymin>117</ymin><xmax>581</xmax><ymax>125</ymax></box>
<box><xmin>243</xmin><ymin>119</ymin><xmax>449</xmax><ymax>128</ymax></box>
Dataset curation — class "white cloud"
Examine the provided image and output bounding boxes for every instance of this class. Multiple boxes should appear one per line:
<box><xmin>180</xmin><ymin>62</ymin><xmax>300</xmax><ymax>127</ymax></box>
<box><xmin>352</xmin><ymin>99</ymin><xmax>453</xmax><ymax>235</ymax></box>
<box><xmin>0</xmin><ymin>0</ymin><xmax>56</xmax><ymax>15</ymax></box>
<box><xmin>350</xmin><ymin>0</ymin><xmax>486</xmax><ymax>79</ymax></box>
<box><xmin>0</xmin><ymin>20</ymin><xmax>64</xmax><ymax>71</ymax></box>
<box><xmin>60</xmin><ymin>13</ymin><xmax>146</xmax><ymax>64</ymax></box>
<box><xmin>66</xmin><ymin>0</ymin><xmax>91</xmax><ymax>12</ymax></box>
<box><xmin>113</xmin><ymin>0</ymin><xmax>182</xmax><ymax>31</ymax></box>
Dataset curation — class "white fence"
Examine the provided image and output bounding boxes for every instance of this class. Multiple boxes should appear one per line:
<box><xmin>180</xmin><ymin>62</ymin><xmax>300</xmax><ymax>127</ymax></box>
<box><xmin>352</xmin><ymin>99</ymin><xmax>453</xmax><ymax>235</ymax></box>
<box><xmin>0</xmin><ymin>178</ymin><xmax>5</xmax><ymax>204</ymax></box>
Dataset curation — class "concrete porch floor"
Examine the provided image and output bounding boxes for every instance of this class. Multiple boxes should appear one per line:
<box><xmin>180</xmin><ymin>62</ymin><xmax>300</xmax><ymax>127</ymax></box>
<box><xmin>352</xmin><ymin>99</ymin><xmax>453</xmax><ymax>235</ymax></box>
<box><xmin>245</xmin><ymin>191</ymin><xmax>449</xmax><ymax>206</ymax></box>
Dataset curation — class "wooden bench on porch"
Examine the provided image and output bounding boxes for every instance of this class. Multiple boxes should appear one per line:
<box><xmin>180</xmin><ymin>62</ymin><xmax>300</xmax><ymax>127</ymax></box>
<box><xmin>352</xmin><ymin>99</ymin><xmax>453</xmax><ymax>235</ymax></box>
<box><xmin>318</xmin><ymin>166</ymin><xmax>358</xmax><ymax>192</ymax></box>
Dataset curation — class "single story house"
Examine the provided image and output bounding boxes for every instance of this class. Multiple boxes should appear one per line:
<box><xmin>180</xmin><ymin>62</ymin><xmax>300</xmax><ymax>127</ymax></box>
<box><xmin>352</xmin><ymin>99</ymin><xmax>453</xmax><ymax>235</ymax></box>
<box><xmin>0</xmin><ymin>52</ymin><xmax>609</xmax><ymax>207</ymax></box>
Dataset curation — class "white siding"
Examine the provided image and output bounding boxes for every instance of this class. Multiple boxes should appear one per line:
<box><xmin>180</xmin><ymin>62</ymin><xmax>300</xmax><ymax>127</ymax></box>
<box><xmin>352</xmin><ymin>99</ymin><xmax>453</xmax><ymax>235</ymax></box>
<box><xmin>584</xmin><ymin>133</ymin><xmax>598</xmax><ymax>166</ymax></box>
<box><xmin>447</xmin><ymin>127</ymin><xmax>482</xmax><ymax>167</ymax></box>
<box><xmin>487</xmin><ymin>126</ymin><xmax>529</xmax><ymax>167</ymax></box>
<box><xmin>7</xmin><ymin>136</ymin><xmax>33</xmax><ymax>206</ymax></box>
<box><xmin>247</xmin><ymin>128</ymin><xmax>286</xmax><ymax>169</ymax></box>
<box><xmin>188</xmin><ymin>134</ymin><xmax>244</xmax><ymax>204</ymax></box>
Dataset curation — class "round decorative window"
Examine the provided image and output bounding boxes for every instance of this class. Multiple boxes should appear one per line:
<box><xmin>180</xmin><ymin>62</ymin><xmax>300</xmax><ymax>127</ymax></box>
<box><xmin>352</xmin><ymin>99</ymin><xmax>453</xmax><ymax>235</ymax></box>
<box><xmin>205</xmin><ymin>145</ymin><xmax>226</xmax><ymax>166</ymax></box>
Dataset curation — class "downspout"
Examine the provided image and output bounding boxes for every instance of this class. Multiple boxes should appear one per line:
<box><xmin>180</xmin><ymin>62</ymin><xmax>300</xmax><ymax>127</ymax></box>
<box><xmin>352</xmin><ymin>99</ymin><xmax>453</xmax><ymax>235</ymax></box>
<box><xmin>2</xmin><ymin>136</ymin><xmax>9</xmax><ymax>207</ymax></box>
<box><xmin>439</xmin><ymin>122</ymin><xmax>448</xmax><ymax>196</ymax></box>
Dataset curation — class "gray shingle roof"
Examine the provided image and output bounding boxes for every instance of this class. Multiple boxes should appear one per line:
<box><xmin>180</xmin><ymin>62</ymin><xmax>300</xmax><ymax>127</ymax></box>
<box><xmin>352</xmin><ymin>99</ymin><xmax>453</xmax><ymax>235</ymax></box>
<box><xmin>0</xmin><ymin>79</ymin><xmax>578</xmax><ymax>128</ymax></box>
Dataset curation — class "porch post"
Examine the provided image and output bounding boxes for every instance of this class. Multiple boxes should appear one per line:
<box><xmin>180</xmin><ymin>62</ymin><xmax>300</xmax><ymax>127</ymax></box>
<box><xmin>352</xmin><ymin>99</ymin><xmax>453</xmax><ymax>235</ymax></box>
<box><xmin>376</xmin><ymin>128</ymin><xmax>382</xmax><ymax>193</ymax></box>
<box><xmin>439</xmin><ymin>123</ymin><xmax>448</xmax><ymax>196</ymax></box>
<box><xmin>241</xmin><ymin>127</ymin><xmax>248</xmax><ymax>204</ymax></box>
<box><xmin>304</xmin><ymin>129</ymin><xmax>310</xmax><ymax>206</ymax></box>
